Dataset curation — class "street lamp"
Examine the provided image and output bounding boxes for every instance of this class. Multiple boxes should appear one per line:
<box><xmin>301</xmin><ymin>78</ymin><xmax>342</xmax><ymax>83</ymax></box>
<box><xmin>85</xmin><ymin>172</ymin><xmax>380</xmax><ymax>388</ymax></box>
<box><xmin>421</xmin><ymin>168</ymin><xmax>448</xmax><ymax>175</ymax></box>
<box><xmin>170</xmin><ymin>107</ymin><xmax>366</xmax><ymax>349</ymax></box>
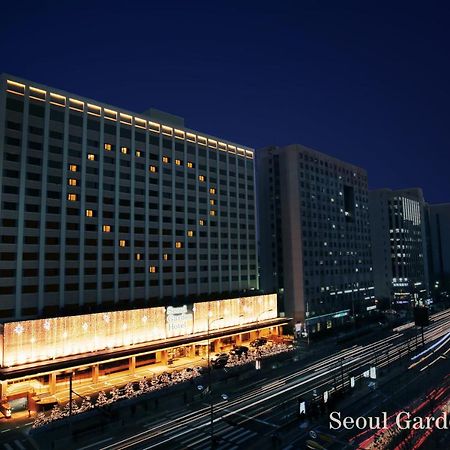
<box><xmin>64</xmin><ymin>370</ymin><xmax>75</xmax><ymax>417</ymax></box>
<box><xmin>197</xmin><ymin>384</ymin><xmax>228</xmax><ymax>448</ymax></box>
<box><xmin>207</xmin><ymin>315</ymin><xmax>224</xmax><ymax>447</ymax></box>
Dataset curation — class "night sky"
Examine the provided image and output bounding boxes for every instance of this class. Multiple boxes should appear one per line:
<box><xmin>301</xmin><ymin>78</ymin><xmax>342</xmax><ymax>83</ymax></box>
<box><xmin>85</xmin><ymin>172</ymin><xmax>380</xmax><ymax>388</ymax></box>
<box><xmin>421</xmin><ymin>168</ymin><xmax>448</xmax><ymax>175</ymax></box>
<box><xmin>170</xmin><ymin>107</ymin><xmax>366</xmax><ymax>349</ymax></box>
<box><xmin>1</xmin><ymin>1</ymin><xmax>449</xmax><ymax>203</ymax></box>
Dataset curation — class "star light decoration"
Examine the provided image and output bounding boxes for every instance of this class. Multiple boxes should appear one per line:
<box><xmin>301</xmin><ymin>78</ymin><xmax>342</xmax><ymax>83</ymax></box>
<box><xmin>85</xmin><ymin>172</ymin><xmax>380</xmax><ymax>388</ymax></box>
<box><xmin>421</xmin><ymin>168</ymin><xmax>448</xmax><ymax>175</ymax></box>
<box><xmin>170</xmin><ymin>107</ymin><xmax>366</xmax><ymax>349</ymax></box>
<box><xmin>14</xmin><ymin>324</ymin><xmax>24</xmax><ymax>335</ymax></box>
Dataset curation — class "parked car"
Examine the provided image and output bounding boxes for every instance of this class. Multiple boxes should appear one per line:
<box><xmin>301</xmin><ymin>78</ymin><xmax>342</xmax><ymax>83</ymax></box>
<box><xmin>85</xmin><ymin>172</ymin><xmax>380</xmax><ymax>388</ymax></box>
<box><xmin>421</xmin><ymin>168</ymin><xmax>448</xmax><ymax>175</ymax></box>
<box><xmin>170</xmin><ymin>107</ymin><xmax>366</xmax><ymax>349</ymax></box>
<box><xmin>211</xmin><ymin>354</ymin><xmax>228</xmax><ymax>368</ymax></box>
<box><xmin>250</xmin><ymin>337</ymin><xmax>268</xmax><ymax>347</ymax></box>
<box><xmin>210</xmin><ymin>352</ymin><xmax>228</xmax><ymax>362</ymax></box>
<box><xmin>229</xmin><ymin>345</ymin><xmax>249</xmax><ymax>357</ymax></box>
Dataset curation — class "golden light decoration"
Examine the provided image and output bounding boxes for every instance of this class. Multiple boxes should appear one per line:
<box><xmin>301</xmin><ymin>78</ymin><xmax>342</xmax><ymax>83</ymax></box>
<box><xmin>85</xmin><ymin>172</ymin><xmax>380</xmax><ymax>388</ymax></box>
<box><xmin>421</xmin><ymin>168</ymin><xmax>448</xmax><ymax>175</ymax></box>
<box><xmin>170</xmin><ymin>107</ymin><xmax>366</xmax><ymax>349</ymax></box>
<box><xmin>1</xmin><ymin>294</ymin><xmax>277</xmax><ymax>368</ymax></box>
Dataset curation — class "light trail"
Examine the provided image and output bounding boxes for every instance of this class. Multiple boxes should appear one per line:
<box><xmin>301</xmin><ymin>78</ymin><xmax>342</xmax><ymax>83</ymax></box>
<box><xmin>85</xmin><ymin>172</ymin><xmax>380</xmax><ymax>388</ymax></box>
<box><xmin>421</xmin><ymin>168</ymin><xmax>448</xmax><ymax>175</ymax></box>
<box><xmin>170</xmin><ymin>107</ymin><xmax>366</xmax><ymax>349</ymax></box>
<box><xmin>100</xmin><ymin>309</ymin><xmax>450</xmax><ymax>450</ymax></box>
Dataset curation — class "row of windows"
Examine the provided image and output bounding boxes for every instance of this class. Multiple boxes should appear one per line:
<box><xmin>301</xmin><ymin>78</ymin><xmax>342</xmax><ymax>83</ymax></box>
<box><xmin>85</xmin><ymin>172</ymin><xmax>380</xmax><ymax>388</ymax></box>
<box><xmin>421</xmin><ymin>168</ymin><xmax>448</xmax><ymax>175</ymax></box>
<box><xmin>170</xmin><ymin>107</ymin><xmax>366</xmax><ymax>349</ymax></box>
<box><xmin>5</xmin><ymin>96</ymin><xmax>253</xmax><ymax>161</ymax></box>
<box><xmin>0</xmin><ymin>274</ymin><xmax>258</xmax><ymax>294</ymax></box>
<box><xmin>0</xmin><ymin>261</ymin><xmax>258</xmax><ymax>277</ymax></box>
<box><xmin>1</xmin><ymin>218</ymin><xmax>255</xmax><ymax>233</ymax></box>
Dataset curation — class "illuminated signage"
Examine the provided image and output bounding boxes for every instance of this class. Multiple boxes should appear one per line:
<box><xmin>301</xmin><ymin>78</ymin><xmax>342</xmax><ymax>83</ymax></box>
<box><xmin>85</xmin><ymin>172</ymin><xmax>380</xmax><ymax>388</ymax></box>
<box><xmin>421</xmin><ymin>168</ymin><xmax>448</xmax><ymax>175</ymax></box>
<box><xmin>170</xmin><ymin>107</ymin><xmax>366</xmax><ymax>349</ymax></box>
<box><xmin>1</xmin><ymin>294</ymin><xmax>278</xmax><ymax>367</ymax></box>
<box><xmin>166</xmin><ymin>305</ymin><xmax>193</xmax><ymax>338</ymax></box>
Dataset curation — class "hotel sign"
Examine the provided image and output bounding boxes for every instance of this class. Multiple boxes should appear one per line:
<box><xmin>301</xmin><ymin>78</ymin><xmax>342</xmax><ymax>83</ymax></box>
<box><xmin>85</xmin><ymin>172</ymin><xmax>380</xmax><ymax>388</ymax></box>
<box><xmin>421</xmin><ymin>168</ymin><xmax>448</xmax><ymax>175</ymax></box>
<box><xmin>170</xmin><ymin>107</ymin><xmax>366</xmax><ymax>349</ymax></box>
<box><xmin>166</xmin><ymin>305</ymin><xmax>194</xmax><ymax>338</ymax></box>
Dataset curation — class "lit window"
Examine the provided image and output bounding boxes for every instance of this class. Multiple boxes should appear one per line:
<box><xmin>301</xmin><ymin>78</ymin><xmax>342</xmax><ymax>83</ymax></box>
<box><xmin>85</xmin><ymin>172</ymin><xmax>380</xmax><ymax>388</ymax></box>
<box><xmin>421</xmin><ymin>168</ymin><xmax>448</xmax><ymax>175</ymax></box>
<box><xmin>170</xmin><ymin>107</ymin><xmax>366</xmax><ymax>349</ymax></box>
<box><xmin>103</xmin><ymin>225</ymin><xmax>111</xmax><ymax>232</ymax></box>
<box><xmin>210</xmin><ymin>199</ymin><xmax>215</xmax><ymax>206</ymax></box>
<box><xmin>87</xmin><ymin>153</ymin><xmax>95</xmax><ymax>161</ymax></box>
<box><xmin>199</xmin><ymin>175</ymin><xmax>205</xmax><ymax>182</ymax></box>
<box><xmin>187</xmin><ymin>161</ymin><xmax>194</xmax><ymax>168</ymax></box>
<box><xmin>69</xmin><ymin>164</ymin><xmax>77</xmax><ymax>172</ymax></box>
<box><xmin>104</xmin><ymin>143</ymin><xmax>112</xmax><ymax>151</ymax></box>
<box><xmin>187</xmin><ymin>230</ymin><xmax>194</xmax><ymax>237</ymax></box>
<box><xmin>149</xmin><ymin>266</ymin><xmax>157</xmax><ymax>273</ymax></box>
<box><xmin>136</xmin><ymin>150</ymin><xmax>141</xmax><ymax>157</ymax></box>
<box><xmin>136</xmin><ymin>253</ymin><xmax>141</xmax><ymax>261</ymax></box>
<box><xmin>163</xmin><ymin>253</ymin><xmax>169</xmax><ymax>261</ymax></box>
<box><xmin>162</xmin><ymin>156</ymin><xmax>170</xmax><ymax>164</ymax></box>
<box><xmin>121</xmin><ymin>146</ymin><xmax>128</xmax><ymax>154</ymax></box>
<box><xmin>149</xmin><ymin>165</ymin><xmax>157</xmax><ymax>173</ymax></box>
<box><xmin>175</xmin><ymin>159</ymin><xmax>182</xmax><ymax>166</ymax></box>
<box><xmin>210</xmin><ymin>210</ymin><xmax>216</xmax><ymax>216</ymax></box>
<box><xmin>119</xmin><ymin>240</ymin><xmax>126</xmax><ymax>247</ymax></box>
<box><xmin>209</xmin><ymin>188</ymin><xmax>216</xmax><ymax>195</ymax></box>
<box><xmin>67</xmin><ymin>194</ymin><xmax>77</xmax><ymax>201</ymax></box>
<box><xmin>68</xmin><ymin>178</ymin><xmax>77</xmax><ymax>186</ymax></box>
<box><xmin>199</xmin><ymin>219</ymin><xmax>205</xmax><ymax>226</ymax></box>
<box><xmin>86</xmin><ymin>209</ymin><xmax>94</xmax><ymax>217</ymax></box>
<box><xmin>175</xmin><ymin>241</ymin><xmax>182</xmax><ymax>249</ymax></box>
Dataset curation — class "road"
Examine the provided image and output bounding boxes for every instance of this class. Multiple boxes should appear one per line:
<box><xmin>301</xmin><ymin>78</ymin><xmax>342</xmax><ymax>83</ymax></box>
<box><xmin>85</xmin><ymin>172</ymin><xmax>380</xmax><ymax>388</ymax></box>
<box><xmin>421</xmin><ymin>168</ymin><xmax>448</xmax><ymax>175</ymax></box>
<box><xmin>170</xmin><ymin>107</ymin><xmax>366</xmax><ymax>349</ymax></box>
<box><xmin>85</xmin><ymin>308</ymin><xmax>450</xmax><ymax>450</ymax></box>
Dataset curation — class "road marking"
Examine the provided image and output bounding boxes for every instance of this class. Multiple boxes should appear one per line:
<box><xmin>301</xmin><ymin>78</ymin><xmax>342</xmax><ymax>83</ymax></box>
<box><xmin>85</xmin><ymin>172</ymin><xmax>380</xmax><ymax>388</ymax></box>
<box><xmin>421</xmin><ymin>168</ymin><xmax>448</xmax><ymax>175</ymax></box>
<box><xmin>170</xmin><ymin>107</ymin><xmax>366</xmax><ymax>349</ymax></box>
<box><xmin>14</xmin><ymin>441</ymin><xmax>26</xmax><ymax>450</ymax></box>
<box><xmin>78</xmin><ymin>437</ymin><xmax>113</xmax><ymax>450</ymax></box>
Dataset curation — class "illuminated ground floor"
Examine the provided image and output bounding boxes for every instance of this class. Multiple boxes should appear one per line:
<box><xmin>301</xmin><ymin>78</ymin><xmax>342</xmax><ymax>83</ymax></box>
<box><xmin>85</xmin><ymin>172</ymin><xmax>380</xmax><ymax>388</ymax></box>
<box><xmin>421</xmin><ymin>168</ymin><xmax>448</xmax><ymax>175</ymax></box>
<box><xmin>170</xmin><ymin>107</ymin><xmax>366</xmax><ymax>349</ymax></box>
<box><xmin>0</xmin><ymin>317</ymin><xmax>289</xmax><ymax>418</ymax></box>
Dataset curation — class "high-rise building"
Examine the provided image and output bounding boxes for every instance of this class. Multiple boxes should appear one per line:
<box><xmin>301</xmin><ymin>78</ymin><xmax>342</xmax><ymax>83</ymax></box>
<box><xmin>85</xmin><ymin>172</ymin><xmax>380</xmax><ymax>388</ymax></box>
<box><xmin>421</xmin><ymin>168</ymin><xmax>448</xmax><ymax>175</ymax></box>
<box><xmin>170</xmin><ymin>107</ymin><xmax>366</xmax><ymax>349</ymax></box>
<box><xmin>257</xmin><ymin>144</ymin><xmax>375</xmax><ymax>332</ymax></box>
<box><xmin>0</xmin><ymin>74</ymin><xmax>259</xmax><ymax>321</ymax></box>
<box><xmin>427</xmin><ymin>203</ymin><xmax>450</xmax><ymax>293</ymax></box>
<box><xmin>369</xmin><ymin>188</ymin><xmax>429</xmax><ymax>306</ymax></box>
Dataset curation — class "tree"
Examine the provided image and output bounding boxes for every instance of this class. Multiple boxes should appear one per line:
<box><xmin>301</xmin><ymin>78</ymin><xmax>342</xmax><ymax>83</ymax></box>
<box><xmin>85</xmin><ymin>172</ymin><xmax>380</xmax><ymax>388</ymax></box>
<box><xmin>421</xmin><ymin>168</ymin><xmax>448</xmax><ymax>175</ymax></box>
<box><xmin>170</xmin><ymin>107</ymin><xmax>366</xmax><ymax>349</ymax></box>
<box><xmin>96</xmin><ymin>391</ymin><xmax>109</xmax><ymax>407</ymax></box>
<box><xmin>49</xmin><ymin>404</ymin><xmax>63</xmax><ymax>422</ymax></box>
<box><xmin>32</xmin><ymin>412</ymin><xmax>49</xmax><ymax>428</ymax></box>
<box><xmin>109</xmin><ymin>387</ymin><xmax>121</xmax><ymax>403</ymax></box>
<box><xmin>124</xmin><ymin>382</ymin><xmax>135</xmax><ymax>399</ymax></box>
<box><xmin>62</xmin><ymin>399</ymin><xmax>78</xmax><ymax>417</ymax></box>
<box><xmin>139</xmin><ymin>378</ymin><xmax>149</xmax><ymax>393</ymax></box>
<box><xmin>79</xmin><ymin>396</ymin><xmax>94</xmax><ymax>413</ymax></box>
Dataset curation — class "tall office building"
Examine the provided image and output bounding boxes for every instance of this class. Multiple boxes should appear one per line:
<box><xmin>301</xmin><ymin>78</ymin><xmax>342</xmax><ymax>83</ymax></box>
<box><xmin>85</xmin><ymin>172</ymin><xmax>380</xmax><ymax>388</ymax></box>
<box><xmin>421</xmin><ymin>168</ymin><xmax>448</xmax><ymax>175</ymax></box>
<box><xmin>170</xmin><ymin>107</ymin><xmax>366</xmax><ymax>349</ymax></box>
<box><xmin>0</xmin><ymin>75</ymin><xmax>258</xmax><ymax>321</ymax></box>
<box><xmin>257</xmin><ymin>144</ymin><xmax>375</xmax><ymax>331</ymax></box>
<box><xmin>427</xmin><ymin>203</ymin><xmax>450</xmax><ymax>292</ymax></box>
<box><xmin>369</xmin><ymin>188</ymin><xmax>429</xmax><ymax>306</ymax></box>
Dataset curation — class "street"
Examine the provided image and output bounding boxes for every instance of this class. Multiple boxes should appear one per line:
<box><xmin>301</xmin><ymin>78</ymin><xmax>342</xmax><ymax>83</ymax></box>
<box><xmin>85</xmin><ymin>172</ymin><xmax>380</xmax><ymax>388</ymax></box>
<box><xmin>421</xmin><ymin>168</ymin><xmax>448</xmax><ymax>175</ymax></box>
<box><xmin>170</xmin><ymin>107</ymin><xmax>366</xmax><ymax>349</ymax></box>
<box><xmin>25</xmin><ymin>308</ymin><xmax>450</xmax><ymax>450</ymax></box>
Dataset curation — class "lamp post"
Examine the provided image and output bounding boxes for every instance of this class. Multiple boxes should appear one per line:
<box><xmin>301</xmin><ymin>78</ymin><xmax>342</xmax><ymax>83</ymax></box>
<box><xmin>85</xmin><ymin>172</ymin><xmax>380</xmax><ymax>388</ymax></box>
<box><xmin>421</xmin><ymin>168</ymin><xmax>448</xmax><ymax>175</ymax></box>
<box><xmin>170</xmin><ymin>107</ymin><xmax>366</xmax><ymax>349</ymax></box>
<box><xmin>69</xmin><ymin>372</ymin><xmax>73</xmax><ymax>416</ymax></box>
<box><xmin>65</xmin><ymin>370</ymin><xmax>75</xmax><ymax>417</ymax></box>
<box><xmin>207</xmin><ymin>315</ymin><xmax>224</xmax><ymax>447</ymax></box>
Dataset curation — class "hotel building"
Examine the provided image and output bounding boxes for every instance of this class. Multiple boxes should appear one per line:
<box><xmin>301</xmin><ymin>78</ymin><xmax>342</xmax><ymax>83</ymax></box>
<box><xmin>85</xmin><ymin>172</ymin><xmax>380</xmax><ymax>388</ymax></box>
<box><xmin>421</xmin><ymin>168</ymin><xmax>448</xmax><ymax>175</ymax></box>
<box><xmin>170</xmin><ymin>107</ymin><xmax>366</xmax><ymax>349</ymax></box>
<box><xmin>257</xmin><ymin>144</ymin><xmax>375</xmax><ymax>332</ymax></box>
<box><xmin>0</xmin><ymin>75</ymin><xmax>284</xmax><ymax>410</ymax></box>
<box><xmin>369</xmin><ymin>188</ymin><xmax>429</xmax><ymax>306</ymax></box>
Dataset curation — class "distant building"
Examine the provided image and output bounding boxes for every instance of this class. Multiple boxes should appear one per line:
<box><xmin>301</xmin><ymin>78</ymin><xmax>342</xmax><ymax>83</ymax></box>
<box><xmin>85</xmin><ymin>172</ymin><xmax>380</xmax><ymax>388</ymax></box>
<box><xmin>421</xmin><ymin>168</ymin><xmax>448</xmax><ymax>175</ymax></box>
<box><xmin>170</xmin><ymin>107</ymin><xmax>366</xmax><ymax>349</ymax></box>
<box><xmin>427</xmin><ymin>203</ymin><xmax>450</xmax><ymax>293</ymax></box>
<box><xmin>369</xmin><ymin>188</ymin><xmax>429</xmax><ymax>307</ymax></box>
<box><xmin>257</xmin><ymin>144</ymin><xmax>375</xmax><ymax>332</ymax></box>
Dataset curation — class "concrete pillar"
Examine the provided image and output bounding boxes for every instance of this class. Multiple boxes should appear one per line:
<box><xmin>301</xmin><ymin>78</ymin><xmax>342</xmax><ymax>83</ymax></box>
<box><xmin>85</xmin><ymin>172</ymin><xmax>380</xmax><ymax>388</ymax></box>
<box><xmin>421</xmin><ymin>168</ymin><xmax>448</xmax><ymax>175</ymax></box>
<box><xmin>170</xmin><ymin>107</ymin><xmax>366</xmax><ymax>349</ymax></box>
<box><xmin>213</xmin><ymin>340</ymin><xmax>220</xmax><ymax>352</ymax></box>
<box><xmin>158</xmin><ymin>350</ymin><xmax>167</xmax><ymax>364</ymax></box>
<box><xmin>235</xmin><ymin>334</ymin><xmax>242</xmax><ymax>346</ymax></box>
<box><xmin>49</xmin><ymin>372</ymin><xmax>56</xmax><ymax>395</ymax></box>
<box><xmin>92</xmin><ymin>364</ymin><xmax>99</xmax><ymax>383</ymax></box>
<box><xmin>129</xmin><ymin>356</ymin><xmax>136</xmax><ymax>375</ymax></box>
<box><xmin>0</xmin><ymin>380</ymin><xmax>8</xmax><ymax>400</ymax></box>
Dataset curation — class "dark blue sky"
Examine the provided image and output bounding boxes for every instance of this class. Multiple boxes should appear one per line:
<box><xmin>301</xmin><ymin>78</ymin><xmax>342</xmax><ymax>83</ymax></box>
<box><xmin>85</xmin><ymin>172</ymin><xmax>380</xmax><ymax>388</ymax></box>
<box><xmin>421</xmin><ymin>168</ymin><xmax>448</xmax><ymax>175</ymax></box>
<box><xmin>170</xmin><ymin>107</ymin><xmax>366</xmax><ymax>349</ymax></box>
<box><xmin>2</xmin><ymin>1</ymin><xmax>449</xmax><ymax>203</ymax></box>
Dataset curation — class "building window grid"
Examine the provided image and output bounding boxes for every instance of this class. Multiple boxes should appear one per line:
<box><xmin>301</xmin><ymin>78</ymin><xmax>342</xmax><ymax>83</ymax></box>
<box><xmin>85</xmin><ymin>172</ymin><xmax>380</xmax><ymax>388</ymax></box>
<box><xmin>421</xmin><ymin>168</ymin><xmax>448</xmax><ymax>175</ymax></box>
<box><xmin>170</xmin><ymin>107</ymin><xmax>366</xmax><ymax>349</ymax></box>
<box><xmin>2</xmin><ymin>81</ymin><xmax>257</xmax><ymax>315</ymax></box>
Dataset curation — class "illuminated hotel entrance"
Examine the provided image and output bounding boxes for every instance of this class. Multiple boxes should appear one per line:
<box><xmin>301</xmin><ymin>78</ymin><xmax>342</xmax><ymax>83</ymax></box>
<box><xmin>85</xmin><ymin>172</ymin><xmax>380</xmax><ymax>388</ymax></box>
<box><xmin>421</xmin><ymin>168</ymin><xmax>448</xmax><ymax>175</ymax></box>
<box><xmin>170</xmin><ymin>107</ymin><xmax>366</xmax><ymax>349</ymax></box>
<box><xmin>0</xmin><ymin>294</ymin><xmax>289</xmax><ymax>416</ymax></box>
